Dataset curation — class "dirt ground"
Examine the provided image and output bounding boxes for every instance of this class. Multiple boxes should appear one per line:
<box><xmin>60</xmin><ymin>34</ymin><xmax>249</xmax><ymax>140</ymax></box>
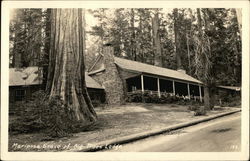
<box><xmin>8</xmin><ymin>103</ymin><xmax>239</xmax><ymax>152</ymax></box>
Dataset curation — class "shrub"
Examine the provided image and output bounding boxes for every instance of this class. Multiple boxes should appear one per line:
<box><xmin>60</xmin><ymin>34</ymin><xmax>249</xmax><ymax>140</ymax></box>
<box><xmin>188</xmin><ymin>104</ymin><xmax>199</xmax><ymax>111</ymax></box>
<box><xmin>176</xmin><ymin>99</ymin><xmax>189</xmax><ymax>105</ymax></box>
<box><xmin>219</xmin><ymin>94</ymin><xmax>241</xmax><ymax>107</ymax></box>
<box><xmin>126</xmin><ymin>91</ymin><xmax>202</xmax><ymax>105</ymax></box>
<box><xmin>126</xmin><ymin>91</ymin><xmax>143</xmax><ymax>102</ymax></box>
<box><xmin>143</xmin><ymin>92</ymin><xmax>160</xmax><ymax>103</ymax></box>
<box><xmin>194</xmin><ymin>108</ymin><xmax>207</xmax><ymax>116</ymax></box>
<box><xmin>188</xmin><ymin>104</ymin><xmax>207</xmax><ymax>116</ymax></box>
<box><xmin>9</xmin><ymin>91</ymin><xmax>48</xmax><ymax>134</ymax></box>
<box><xmin>9</xmin><ymin>90</ymin><xmax>97</xmax><ymax>138</ymax></box>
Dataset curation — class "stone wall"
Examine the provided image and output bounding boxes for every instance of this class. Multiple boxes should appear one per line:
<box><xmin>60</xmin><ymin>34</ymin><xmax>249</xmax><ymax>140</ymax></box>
<box><xmin>91</xmin><ymin>46</ymin><xmax>125</xmax><ymax>105</ymax></box>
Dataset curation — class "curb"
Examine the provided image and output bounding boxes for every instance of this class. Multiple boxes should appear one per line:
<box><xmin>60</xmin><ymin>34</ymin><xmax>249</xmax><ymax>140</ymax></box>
<box><xmin>68</xmin><ymin>109</ymin><xmax>241</xmax><ymax>152</ymax></box>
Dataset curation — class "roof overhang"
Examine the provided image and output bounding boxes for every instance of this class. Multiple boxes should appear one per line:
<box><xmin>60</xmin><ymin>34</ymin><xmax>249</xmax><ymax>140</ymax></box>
<box><xmin>217</xmin><ymin>86</ymin><xmax>241</xmax><ymax>91</ymax></box>
<box><xmin>116</xmin><ymin>63</ymin><xmax>203</xmax><ymax>85</ymax></box>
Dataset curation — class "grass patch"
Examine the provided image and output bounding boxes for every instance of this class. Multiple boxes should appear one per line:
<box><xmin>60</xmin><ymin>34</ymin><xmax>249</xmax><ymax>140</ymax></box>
<box><xmin>9</xmin><ymin>102</ymin><xmax>235</xmax><ymax>152</ymax></box>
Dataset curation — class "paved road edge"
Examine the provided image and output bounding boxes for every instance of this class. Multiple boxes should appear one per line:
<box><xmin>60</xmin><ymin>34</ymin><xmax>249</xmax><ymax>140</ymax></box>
<box><xmin>69</xmin><ymin>109</ymin><xmax>241</xmax><ymax>152</ymax></box>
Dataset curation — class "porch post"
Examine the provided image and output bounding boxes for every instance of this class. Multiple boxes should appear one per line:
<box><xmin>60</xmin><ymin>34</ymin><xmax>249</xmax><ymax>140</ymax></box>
<box><xmin>157</xmin><ymin>78</ymin><xmax>160</xmax><ymax>97</ymax></box>
<box><xmin>173</xmin><ymin>80</ymin><xmax>175</xmax><ymax>95</ymax></box>
<box><xmin>187</xmin><ymin>83</ymin><xmax>190</xmax><ymax>100</ymax></box>
<box><xmin>141</xmin><ymin>74</ymin><xmax>144</xmax><ymax>93</ymax></box>
<box><xmin>199</xmin><ymin>85</ymin><xmax>202</xmax><ymax>102</ymax></box>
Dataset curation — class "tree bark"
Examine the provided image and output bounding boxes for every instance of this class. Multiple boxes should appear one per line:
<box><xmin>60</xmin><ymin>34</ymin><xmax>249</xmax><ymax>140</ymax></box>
<box><xmin>186</xmin><ymin>31</ymin><xmax>191</xmax><ymax>74</ymax></box>
<box><xmin>138</xmin><ymin>12</ymin><xmax>144</xmax><ymax>63</ymax></box>
<box><xmin>196</xmin><ymin>8</ymin><xmax>212</xmax><ymax>111</ymax></box>
<box><xmin>152</xmin><ymin>11</ymin><xmax>162</xmax><ymax>67</ymax></box>
<box><xmin>46</xmin><ymin>9</ymin><xmax>97</xmax><ymax>122</ymax></box>
<box><xmin>130</xmin><ymin>9</ymin><xmax>136</xmax><ymax>61</ymax></box>
<box><xmin>204</xmin><ymin>86</ymin><xmax>210</xmax><ymax>110</ymax></box>
<box><xmin>42</xmin><ymin>9</ymin><xmax>51</xmax><ymax>90</ymax></box>
<box><xmin>173</xmin><ymin>8</ymin><xmax>182</xmax><ymax>70</ymax></box>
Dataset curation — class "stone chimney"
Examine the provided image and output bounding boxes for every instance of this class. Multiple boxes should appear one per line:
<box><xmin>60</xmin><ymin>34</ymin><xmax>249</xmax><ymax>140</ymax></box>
<box><xmin>103</xmin><ymin>44</ymin><xmax>116</xmax><ymax>71</ymax></box>
<box><xmin>93</xmin><ymin>44</ymin><xmax>125</xmax><ymax>105</ymax></box>
<box><xmin>177</xmin><ymin>69</ymin><xmax>186</xmax><ymax>74</ymax></box>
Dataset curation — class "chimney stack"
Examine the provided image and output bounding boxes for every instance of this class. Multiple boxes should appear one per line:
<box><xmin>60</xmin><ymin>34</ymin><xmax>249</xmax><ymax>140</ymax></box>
<box><xmin>177</xmin><ymin>69</ymin><xmax>186</xmax><ymax>74</ymax></box>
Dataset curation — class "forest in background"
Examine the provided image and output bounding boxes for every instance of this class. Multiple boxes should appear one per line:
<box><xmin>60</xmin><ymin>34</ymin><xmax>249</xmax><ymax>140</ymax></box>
<box><xmin>9</xmin><ymin>8</ymin><xmax>242</xmax><ymax>87</ymax></box>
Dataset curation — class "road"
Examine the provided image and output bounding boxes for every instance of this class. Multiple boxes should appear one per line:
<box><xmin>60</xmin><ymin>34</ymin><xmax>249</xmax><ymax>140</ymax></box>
<box><xmin>103</xmin><ymin>113</ymin><xmax>241</xmax><ymax>152</ymax></box>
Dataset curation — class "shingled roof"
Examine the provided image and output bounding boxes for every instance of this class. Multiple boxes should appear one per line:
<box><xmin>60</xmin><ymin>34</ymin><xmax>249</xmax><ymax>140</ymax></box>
<box><xmin>114</xmin><ymin>57</ymin><xmax>203</xmax><ymax>84</ymax></box>
<box><xmin>218</xmin><ymin>85</ymin><xmax>241</xmax><ymax>91</ymax></box>
<box><xmin>85</xmin><ymin>73</ymin><xmax>104</xmax><ymax>89</ymax></box>
<box><xmin>9</xmin><ymin>67</ymin><xmax>42</xmax><ymax>86</ymax></box>
<box><xmin>9</xmin><ymin>67</ymin><xmax>104</xmax><ymax>89</ymax></box>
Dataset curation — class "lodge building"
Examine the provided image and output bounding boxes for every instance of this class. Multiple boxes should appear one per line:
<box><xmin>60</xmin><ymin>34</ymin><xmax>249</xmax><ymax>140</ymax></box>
<box><xmin>9</xmin><ymin>45</ymin><xmax>241</xmax><ymax>105</ymax></box>
<box><xmin>9</xmin><ymin>67</ymin><xmax>105</xmax><ymax>103</ymax></box>
<box><xmin>88</xmin><ymin>45</ymin><xmax>204</xmax><ymax>104</ymax></box>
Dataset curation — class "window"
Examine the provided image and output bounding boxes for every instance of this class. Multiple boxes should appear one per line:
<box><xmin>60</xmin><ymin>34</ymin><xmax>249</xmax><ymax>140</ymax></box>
<box><xmin>15</xmin><ymin>89</ymin><xmax>25</xmax><ymax>101</ymax></box>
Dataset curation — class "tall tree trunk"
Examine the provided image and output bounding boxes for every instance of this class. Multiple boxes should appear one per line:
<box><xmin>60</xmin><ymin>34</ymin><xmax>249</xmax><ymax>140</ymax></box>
<box><xmin>152</xmin><ymin>11</ymin><xmax>162</xmax><ymax>67</ymax></box>
<box><xmin>138</xmin><ymin>12</ymin><xmax>144</xmax><ymax>63</ymax></box>
<box><xmin>46</xmin><ymin>9</ymin><xmax>97</xmax><ymax>122</ymax></box>
<box><xmin>99</xmin><ymin>8</ymin><xmax>106</xmax><ymax>55</ymax></box>
<box><xmin>173</xmin><ymin>8</ymin><xmax>182</xmax><ymax>70</ymax></box>
<box><xmin>12</xmin><ymin>17</ymin><xmax>22</xmax><ymax>68</ymax></box>
<box><xmin>196</xmin><ymin>8</ymin><xmax>212</xmax><ymax>111</ymax></box>
<box><xmin>203</xmin><ymin>86</ymin><xmax>210</xmax><ymax>109</ymax></box>
<box><xmin>231</xmin><ymin>9</ymin><xmax>242</xmax><ymax>85</ymax></box>
<box><xmin>186</xmin><ymin>31</ymin><xmax>191</xmax><ymax>74</ymax></box>
<box><xmin>12</xmin><ymin>9</ymin><xmax>25</xmax><ymax>68</ymax></box>
<box><xmin>42</xmin><ymin>9</ymin><xmax>51</xmax><ymax>90</ymax></box>
<box><xmin>130</xmin><ymin>9</ymin><xmax>136</xmax><ymax>61</ymax></box>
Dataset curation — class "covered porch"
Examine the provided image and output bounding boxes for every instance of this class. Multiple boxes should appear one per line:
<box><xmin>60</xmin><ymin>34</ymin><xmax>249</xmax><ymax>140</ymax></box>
<box><xmin>126</xmin><ymin>74</ymin><xmax>204</xmax><ymax>102</ymax></box>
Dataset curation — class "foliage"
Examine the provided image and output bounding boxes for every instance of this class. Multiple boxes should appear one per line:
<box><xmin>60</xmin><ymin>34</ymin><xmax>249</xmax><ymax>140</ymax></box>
<box><xmin>9</xmin><ymin>9</ymin><xmax>47</xmax><ymax>68</ymax></box>
<box><xmin>188</xmin><ymin>104</ymin><xmax>200</xmax><ymax>111</ymax></box>
<box><xmin>89</xmin><ymin>8</ymin><xmax>176</xmax><ymax>67</ymax></box>
<box><xmin>88</xmin><ymin>8</ymin><xmax>241</xmax><ymax>88</ymax></box>
<box><xmin>9</xmin><ymin>91</ymin><xmax>97</xmax><ymax>138</ymax></box>
<box><xmin>126</xmin><ymin>91</ymin><xmax>203</xmax><ymax>105</ymax></box>
<box><xmin>127</xmin><ymin>91</ymin><xmax>206</xmax><ymax>116</ymax></box>
<box><xmin>9</xmin><ymin>91</ymin><xmax>47</xmax><ymax>134</ymax></box>
<box><xmin>126</xmin><ymin>91</ymin><xmax>143</xmax><ymax>102</ymax></box>
<box><xmin>193</xmin><ymin>9</ymin><xmax>241</xmax><ymax>86</ymax></box>
<box><xmin>220</xmin><ymin>94</ymin><xmax>241</xmax><ymax>107</ymax></box>
<box><xmin>10</xmin><ymin>8</ymin><xmax>241</xmax><ymax>86</ymax></box>
<box><xmin>187</xmin><ymin>103</ymin><xmax>207</xmax><ymax>116</ymax></box>
<box><xmin>194</xmin><ymin>108</ymin><xmax>207</xmax><ymax>116</ymax></box>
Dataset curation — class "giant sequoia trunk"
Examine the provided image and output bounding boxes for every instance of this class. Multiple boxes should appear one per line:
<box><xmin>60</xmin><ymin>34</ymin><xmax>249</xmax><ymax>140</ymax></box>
<box><xmin>46</xmin><ymin>9</ymin><xmax>97</xmax><ymax>122</ymax></box>
<box><xmin>152</xmin><ymin>11</ymin><xmax>162</xmax><ymax>67</ymax></box>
